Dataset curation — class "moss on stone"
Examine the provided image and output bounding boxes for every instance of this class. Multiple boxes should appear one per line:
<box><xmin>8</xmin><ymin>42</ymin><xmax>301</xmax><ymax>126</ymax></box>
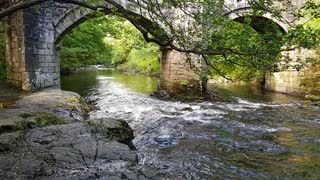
<box><xmin>34</xmin><ymin>112</ymin><xmax>67</xmax><ymax>127</ymax></box>
<box><xmin>66</xmin><ymin>96</ymin><xmax>80</xmax><ymax>104</ymax></box>
<box><xmin>15</xmin><ymin>120</ymin><xmax>29</xmax><ymax>131</ymax></box>
<box><xmin>79</xmin><ymin>98</ymin><xmax>91</xmax><ymax>113</ymax></box>
<box><xmin>15</xmin><ymin>120</ymin><xmax>29</xmax><ymax>140</ymax></box>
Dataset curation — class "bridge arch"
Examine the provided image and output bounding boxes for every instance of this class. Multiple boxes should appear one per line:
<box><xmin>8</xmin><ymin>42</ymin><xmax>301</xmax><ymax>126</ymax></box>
<box><xmin>224</xmin><ymin>7</ymin><xmax>289</xmax><ymax>34</ymax></box>
<box><xmin>222</xmin><ymin>3</ymin><xmax>318</xmax><ymax>95</ymax></box>
<box><xmin>54</xmin><ymin>8</ymin><xmax>94</xmax><ymax>45</ymax></box>
<box><xmin>2</xmin><ymin>1</ymin><xmax>200</xmax><ymax>93</ymax></box>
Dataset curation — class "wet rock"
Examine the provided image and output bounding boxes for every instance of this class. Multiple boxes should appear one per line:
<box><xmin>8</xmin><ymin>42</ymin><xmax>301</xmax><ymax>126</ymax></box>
<box><xmin>150</xmin><ymin>89</ymin><xmax>170</xmax><ymax>100</ymax></box>
<box><xmin>0</xmin><ymin>89</ymin><xmax>89</xmax><ymax>129</ymax></box>
<box><xmin>0</xmin><ymin>118</ymin><xmax>138</xmax><ymax>179</ymax></box>
<box><xmin>0</xmin><ymin>116</ymin><xmax>22</xmax><ymax>133</ymax></box>
<box><xmin>0</xmin><ymin>132</ymin><xmax>20</xmax><ymax>152</ymax></box>
<box><xmin>0</xmin><ymin>89</ymin><xmax>164</xmax><ymax>179</ymax></box>
<box><xmin>179</xmin><ymin>106</ymin><xmax>193</xmax><ymax>111</ymax></box>
<box><xmin>87</xmin><ymin>118</ymin><xmax>135</xmax><ymax>148</ymax></box>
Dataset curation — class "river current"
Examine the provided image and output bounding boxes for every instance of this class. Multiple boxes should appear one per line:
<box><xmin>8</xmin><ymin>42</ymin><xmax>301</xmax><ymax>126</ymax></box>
<box><xmin>61</xmin><ymin>70</ymin><xmax>320</xmax><ymax>179</ymax></box>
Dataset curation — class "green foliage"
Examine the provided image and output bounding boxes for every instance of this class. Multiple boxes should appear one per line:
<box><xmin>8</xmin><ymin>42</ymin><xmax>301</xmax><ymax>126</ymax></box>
<box><xmin>59</xmin><ymin>17</ymin><xmax>113</xmax><ymax>74</ymax></box>
<box><xmin>206</xmin><ymin>20</ymin><xmax>282</xmax><ymax>82</ymax></box>
<box><xmin>59</xmin><ymin>15</ymin><xmax>160</xmax><ymax>75</ymax></box>
<box><xmin>103</xmin><ymin>16</ymin><xmax>160</xmax><ymax>74</ymax></box>
<box><xmin>117</xmin><ymin>43</ymin><xmax>160</xmax><ymax>75</ymax></box>
<box><xmin>0</xmin><ymin>33</ymin><xmax>5</xmax><ymax>80</ymax></box>
<box><xmin>35</xmin><ymin>112</ymin><xmax>68</xmax><ymax>127</ymax></box>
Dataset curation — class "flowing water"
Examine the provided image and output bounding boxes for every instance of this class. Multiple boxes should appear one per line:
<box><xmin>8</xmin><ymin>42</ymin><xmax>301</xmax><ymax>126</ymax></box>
<box><xmin>61</xmin><ymin>70</ymin><xmax>320</xmax><ymax>179</ymax></box>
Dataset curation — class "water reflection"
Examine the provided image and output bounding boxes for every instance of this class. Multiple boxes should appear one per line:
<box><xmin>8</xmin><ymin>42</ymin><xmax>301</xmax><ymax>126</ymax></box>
<box><xmin>61</xmin><ymin>70</ymin><xmax>159</xmax><ymax>96</ymax></box>
<box><xmin>208</xmin><ymin>83</ymin><xmax>303</xmax><ymax>103</ymax></box>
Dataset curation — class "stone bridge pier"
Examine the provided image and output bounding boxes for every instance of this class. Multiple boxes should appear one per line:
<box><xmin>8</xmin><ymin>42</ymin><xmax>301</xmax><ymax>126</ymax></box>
<box><xmin>224</xmin><ymin>0</ymin><xmax>318</xmax><ymax>95</ymax></box>
<box><xmin>1</xmin><ymin>1</ymin><xmax>201</xmax><ymax>94</ymax></box>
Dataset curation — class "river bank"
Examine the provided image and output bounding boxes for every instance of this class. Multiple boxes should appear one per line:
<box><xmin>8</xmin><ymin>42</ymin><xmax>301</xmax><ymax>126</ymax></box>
<box><xmin>0</xmin><ymin>88</ymin><xmax>161</xmax><ymax>179</ymax></box>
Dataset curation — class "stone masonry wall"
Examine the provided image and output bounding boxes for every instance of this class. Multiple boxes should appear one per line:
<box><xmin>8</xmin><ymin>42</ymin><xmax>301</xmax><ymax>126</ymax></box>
<box><xmin>4</xmin><ymin>2</ymin><xmax>60</xmax><ymax>90</ymax></box>
<box><xmin>265</xmin><ymin>70</ymin><xmax>305</xmax><ymax>94</ymax></box>
<box><xmin>160</xmin><ymin>48</ymin><xmax>201</xmax><ymax>94</ymax></box>
<box><xmin>265</xmin><ymin>49</ymin><xmax>318</xmax><ymax>95</ymax></box>
<box><xmin>22</xmin><ymin>3</ymin><xmax>59</xmax><ymax>90</ymax></box>
<box><xmin>4</xmin><ymin>8</ymin><xmax>26</xmax><ymax>88</ymax></box>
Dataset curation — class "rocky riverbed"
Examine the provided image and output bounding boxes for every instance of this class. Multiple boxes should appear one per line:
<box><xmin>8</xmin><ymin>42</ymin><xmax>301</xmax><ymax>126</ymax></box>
<box><xmin>0</xmin><ymin>89</ymin><xmax>159</xmax><ymax>179</ymax></box>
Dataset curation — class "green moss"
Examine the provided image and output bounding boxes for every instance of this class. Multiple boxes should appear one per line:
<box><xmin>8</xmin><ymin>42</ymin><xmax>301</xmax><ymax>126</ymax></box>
<box><xmin>179</xmin><ymin>80</ymin><xmax>189</xmax><ymax>86</ymax></box>
<box><xmin>15</xmin><ymin>120</ymin><xmax>29</xmax><ymax>140</ymax></box>
<box><xmin>15</xmin><ymin>120</ymin><xmax>29</xmax><ymax>131</ymax></box>
<box><xmin>17</xmin><ymin>131</ymin><xmax>26</xmax><ymax>141</ymax></box>
<box><xmin>79</xmin><ymin>98</ymin><xmax>91</xmax><ymax>113</ymax></box>
<box><xmin>66</xmin><ymin>96</ymin><xmax>80</xmax><ymax>104</ymax></box>
<box><xmin>34</xmin><ymin>112</ymin><xmax>67</xmax><ymax>127</ymax></box>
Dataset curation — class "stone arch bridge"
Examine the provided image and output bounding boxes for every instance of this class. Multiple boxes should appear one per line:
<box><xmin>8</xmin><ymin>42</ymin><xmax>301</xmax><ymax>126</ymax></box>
<box><xmin>0</xmin><ymin>0</ymin><xmax>315</xmax><ymax>94</ymax></box>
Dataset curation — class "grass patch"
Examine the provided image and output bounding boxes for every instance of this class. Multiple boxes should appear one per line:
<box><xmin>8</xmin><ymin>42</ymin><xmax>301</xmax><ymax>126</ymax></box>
<box><xmin>35</xmin><ymin>112</ymin><xmax>67</xmax><ymax>127</ymax></box>
<box><xmin>14</xmin><ymin>112</ymin><xmax>68</xmax><ymax>140</ymax></box>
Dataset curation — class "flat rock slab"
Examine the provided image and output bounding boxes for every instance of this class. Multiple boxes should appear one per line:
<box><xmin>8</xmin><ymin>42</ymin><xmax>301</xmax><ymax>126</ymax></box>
<box><xmin>0</xmin><ymin>89</ymin><xmax>89</xmax><ymax>133</ymax></box>
<box><xmin>0</xmin><ymin>119</ymin><xmax>139</xmax><ymax>179</ymax></box>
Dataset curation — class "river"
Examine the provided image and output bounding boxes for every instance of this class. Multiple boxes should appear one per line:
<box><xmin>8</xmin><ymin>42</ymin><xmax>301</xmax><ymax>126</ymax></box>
<box><xmin>61</xmin><ymin>70</ymin><xmax>320</xmax><ymax>179</ymax></box>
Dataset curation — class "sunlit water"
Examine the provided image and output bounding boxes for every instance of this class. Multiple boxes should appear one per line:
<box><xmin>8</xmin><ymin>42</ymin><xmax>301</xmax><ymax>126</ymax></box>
<box><xmin>61</xmin><ymin>70</ymin><xmax>320</xmax><ymax>179</ymax></box>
